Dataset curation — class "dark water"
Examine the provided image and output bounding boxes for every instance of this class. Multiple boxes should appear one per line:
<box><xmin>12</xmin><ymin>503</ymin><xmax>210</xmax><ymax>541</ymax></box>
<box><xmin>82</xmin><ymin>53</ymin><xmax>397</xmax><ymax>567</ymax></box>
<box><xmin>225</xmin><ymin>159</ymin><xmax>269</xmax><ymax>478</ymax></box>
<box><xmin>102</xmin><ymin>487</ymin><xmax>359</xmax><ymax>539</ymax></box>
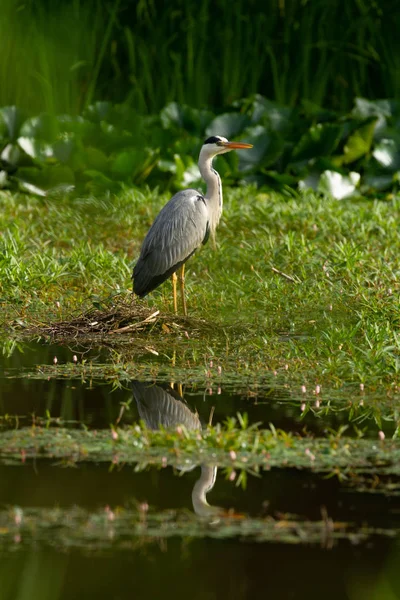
<box><xmin>1</xmin><ymin>342</ymin><xmax>400</xmax><ymax>600</ymax></box>
<box><xmin>1</xmin><ymin>540</ymin><xmax>399</xmax><ymax>600</ymax></box>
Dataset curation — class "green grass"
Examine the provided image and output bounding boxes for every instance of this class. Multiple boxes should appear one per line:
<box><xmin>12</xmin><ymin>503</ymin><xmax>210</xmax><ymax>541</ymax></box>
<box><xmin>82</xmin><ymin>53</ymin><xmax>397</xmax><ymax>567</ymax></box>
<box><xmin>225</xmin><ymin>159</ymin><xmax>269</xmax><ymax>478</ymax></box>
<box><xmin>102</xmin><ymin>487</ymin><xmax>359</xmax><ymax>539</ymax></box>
<box><xmin>1</xmin><ymin>186</ymin><xmax>400</xmax><ymax>391</ymax></box>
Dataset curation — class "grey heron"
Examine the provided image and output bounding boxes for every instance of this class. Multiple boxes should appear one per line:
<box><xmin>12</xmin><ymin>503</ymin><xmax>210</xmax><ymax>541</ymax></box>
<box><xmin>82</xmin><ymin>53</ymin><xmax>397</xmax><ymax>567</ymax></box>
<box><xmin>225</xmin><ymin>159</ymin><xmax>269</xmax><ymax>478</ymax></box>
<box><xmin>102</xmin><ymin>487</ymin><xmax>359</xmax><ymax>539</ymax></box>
<box><xmin>131</xmin><ymin>380</ymin><xmax>220</xmax><ymax>518</ymax></box>
<box><xmin>132</xmin><ymin>135</ymin><xmax>253</xmax><ymax>315</ymax></box>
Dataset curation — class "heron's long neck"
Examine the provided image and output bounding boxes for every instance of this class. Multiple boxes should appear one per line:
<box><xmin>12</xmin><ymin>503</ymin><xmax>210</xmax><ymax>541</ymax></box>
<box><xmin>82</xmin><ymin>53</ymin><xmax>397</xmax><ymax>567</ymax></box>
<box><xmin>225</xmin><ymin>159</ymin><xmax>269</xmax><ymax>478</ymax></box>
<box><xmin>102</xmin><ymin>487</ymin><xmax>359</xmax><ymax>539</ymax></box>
<box><xmin>199</xmin><ymin>155</ymin><xmax>223</xmax><ymax>234</ymax></box>
<box><xmin>192</xmin><ymin>465</ymin><xmax>218</xmax><ymax>516</ymax></box>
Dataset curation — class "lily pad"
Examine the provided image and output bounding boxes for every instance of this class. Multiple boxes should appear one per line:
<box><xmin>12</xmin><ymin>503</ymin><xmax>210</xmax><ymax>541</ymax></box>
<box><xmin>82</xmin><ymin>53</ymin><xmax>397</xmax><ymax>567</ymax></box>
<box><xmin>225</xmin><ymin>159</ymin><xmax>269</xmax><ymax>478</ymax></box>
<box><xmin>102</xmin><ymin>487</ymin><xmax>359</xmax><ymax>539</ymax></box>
<box><xmin>20</xmin><ymin>114</ymin><xmax>59</xmax><ymax>142</ymax></box>
<box><xmin>238</xmin><ymin>127</ymin><xmax>284</xmax><ymax>172</ymax></box>
<box><xmin>205</xmin><ymin>113</ymin><xmax>250</xmax><ymax>139</ymax></box>
<box><xmin>17</xmin><ymin>137</ymin><xmax>55</xmax><ymax>162</ymax></box>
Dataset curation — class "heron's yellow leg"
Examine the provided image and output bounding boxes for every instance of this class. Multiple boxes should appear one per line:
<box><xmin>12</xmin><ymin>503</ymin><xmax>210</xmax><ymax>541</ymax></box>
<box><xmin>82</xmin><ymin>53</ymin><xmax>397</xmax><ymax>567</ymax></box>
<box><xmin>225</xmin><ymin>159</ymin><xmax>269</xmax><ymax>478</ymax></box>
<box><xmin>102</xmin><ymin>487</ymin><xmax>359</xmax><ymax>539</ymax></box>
<box><xmin>171</xmin><ymin>272</ymin><xmax>178</xmax><ymax>314</ymax></box>
<box><xmin>178</xmin><ymin>264</ymin><xmax>187</xmax><ymax>317</ymax></box>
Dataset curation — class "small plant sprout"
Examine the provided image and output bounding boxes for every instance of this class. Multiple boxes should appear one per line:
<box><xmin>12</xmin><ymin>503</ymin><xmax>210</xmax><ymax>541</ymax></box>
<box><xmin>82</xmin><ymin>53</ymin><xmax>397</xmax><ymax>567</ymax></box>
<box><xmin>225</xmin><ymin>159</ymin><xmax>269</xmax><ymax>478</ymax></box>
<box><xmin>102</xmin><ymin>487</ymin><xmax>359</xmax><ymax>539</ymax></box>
<box><xmin>72</xmin><ymin>355</ymin><xmax>78</xmax><ymax>364</ymax></box>
<box><xmin>217</xmin><ymin>365</ymin><xmax>222</xmax><ymax>375</ymax></box>
<box><xmin>301</xmin><ymin>402</ymin><xmax>306</xmax><ymax>413</ymax></box>
<box><xmin>229</xmin><ymin>470</ymin><xmax>237</xmax><ymax>481</ymax></box>
<box><xmin>360</xmin><ymin>383</ymin><xmax>365</xmax><ymax>392</ymax></box>
<box><xmin>378</xmin><ymin>431</ymin><xmax>385</xmax><ymax>441</ymax></box>
<box><xmin>53</xmin><ymin>356</ymin><xmax>58</xmax><ymax>365</ymax></box>
<box><xmin>301</xmin><ymin>385</ymin><xmax>306</xmax><ymax>394</ymax></box>
<box><xmin>230</xmin><ymin>450</ymin><xmax>237</xmax><ymax>460</ymax></box>
<box><xmin>315</xmin><ymin>385</ymin><xmax>321</xmax><ymax>395</ymax></box>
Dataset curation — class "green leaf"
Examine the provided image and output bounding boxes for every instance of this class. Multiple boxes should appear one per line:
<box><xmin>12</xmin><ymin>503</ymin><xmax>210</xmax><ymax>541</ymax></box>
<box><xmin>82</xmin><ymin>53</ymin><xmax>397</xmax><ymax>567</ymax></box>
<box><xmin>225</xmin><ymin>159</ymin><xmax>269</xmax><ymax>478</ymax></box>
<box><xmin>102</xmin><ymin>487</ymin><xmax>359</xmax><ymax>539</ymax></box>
<box><xmin>205</xmin><ymin>113</ymin><xmax>250</xmax><ymax>139</ymax></box>
<box><xmin>85</xmin><ymin>147</ymin><xmax>109</xmax><ymax>171</ymax></box>
<box><xmin>342</xmin><ymin>117</ymin><xmax>378</xmax><ymax>164</ymax></box>
<box><xmin>16</xmin><ymin>165</ymin><xmax>75</xmax><ymax>191</ymax></box>
<box><xmin>244</xmin><ymin>95</ymin><xmax>293</xmax><ymax>132</ymax></box>
<box><xmin>238</xmin><ymin>126</ymin><xmax>284</xmax><ymax>172</ymax></box>
<box><xmin>0</xmin><ymin>106</ymin><xmax>24</xmax><ymax>141</ymax></box>
<box><xmin>20</xmin><ymin>114</ymin><xmax>59</xmax><ymax>142</ymax></box>
<box><xmin>318</xmin><ymin>170</ymin><xmax>360</xmax><ymax>200</ymax></box>
<box><xmin>111</xmin><ymin>150</ymin><xmax>141</xmax><ymax>178</ymax></box>
<box><xmin>293</xmin><ymin>123</ymin><xmax>343</xmax><ymax>161</ymax></box>
<box><xmin>1</xmin><ymin>143</ymin><xmax>21</xmax><ymax>167</ymax></box>
<box><xmin>52</xmin><ymin>138</ymin><xmax>75</xmax><ymax>164</ymax></box>
<box><xmin>351</xmin><ymin>98</ymin><xmax>393</xmax><ymax>121</ymax></box>
<box><xmin>84</xmin><ymin>102</ymin><xmax>112</xmax><ymax>122</ymax></box>
<box><xmin>372</xmin><ymin>139</ymin><xmax>400</xmax><ymax>171</ymax></box>
<box><xmin>362</xmin><ymin>173</ymin><xmax>394</xmax><ymax>192</ymax></box>
<box><xmin>17</xmin><ymin>137</ymin><xmax>55</xmax><ymax>162</ymax></box>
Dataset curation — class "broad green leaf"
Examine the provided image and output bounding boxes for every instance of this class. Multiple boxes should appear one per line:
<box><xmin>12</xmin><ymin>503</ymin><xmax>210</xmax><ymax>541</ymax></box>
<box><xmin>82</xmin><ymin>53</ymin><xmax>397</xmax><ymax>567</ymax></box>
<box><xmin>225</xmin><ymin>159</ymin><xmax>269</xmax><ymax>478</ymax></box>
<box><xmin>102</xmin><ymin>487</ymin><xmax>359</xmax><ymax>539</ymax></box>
<box><xmin>0</xmin><ymin>106</ymin><xmax>24</xmax><ymax>141</ymax></box>
<box><xmin>293</xmin><ymin>123</ymin><xmax>343</xmax><ymax>161</ymax></box>
<box><xmin>85</xmin><ymin>147</ymin><xmax>109</xmax><ymax>171</ymax></box>
<box><xmin>16</xmin><ymin>165</ymin><xmax>75</xmax><ymax>191</ymax></box>
<box><xmin>160</xmin><ymin>102</ymin><xmax>184</xmax><ymax>129</ymax></box>
<box><xmin>111</xmin><ymin>150</ymin><xmax>141</xmax><ymax>178</ymax></box>
<box><xmin>301</xmin><ymin>100</ymin><xmax>337</xmax><ymax>121</ymax></box>
<box><xmin>1</xmin><ymin>143</ymin><xmax>21</xmax><ymax>167</ymax></box>
<box><xmin>17</xmin><ymin>137</ymin><xmax>54</xmax><ymax>162</ymax></box>
<box><xmin>351</xmin><ymin>98</ymin><xmax>393</xmax><ymax>120</ymax></box>
<box><xmin>362</xmin><ymin>173</ymin><xmax>394</xmax><ymax>191</ymax></box>
<box><xmin>261</xmin><ymin>170</ymin><xmax>297</xmax><ymax>186</ymax></box>
<box><xmin>372</xmin><ymin>139</ymin><xmax>400</xmax><ymax>171</ymax></box>
<box><xmin>84</xmin><ymin>169</ymin><xmax>122</xmax><ymax>193</ymax></box>
<box><xmin>20</xmin><ymin>114</ymin><xmax>59</xmax><ymax>142</ymax></box>
<box><xmin>52</xmin><ymin>138</ymin><xmax>75</xmax><ymax>163</ymax></box>
<box><xmin>318</xmin><ymin>170</ymin><xmax>360</xmax><ymax>200</ymax></box>
<box><xmin>342</xmin><ymin>117</ymin><xmax>378</xmax><ymax>164</ymax></box>
<box><xmin>238</xmin><ymin>127</ymin><xmax>284</xmax><ymax>172</ymax></box>
<box><xmin>239</xmin><ymin>95</ymin><xmax>292</xmax><ymax>133</ymax></box>
<box><xmin>84</xmin><ymin>102</ymin><xmax>112</xmax><ymax>122</ymax></box>
<box><xmin>205</xmin><ymin>113</ymin><xmax>250</xmax><ymax>139</ymax></box>
<box><xmin>298</xmin><ymin>172</ymin><xmax>321</xmax><ymax>192</ymax></box>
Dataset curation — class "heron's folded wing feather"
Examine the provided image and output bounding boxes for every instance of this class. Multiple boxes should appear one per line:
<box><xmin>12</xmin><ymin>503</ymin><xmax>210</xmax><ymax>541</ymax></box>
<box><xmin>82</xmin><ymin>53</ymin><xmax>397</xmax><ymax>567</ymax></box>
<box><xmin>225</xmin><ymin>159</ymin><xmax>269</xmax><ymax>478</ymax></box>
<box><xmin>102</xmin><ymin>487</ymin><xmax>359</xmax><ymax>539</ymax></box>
<box><xmin>138</xmin><ymin>190</ymin><xmax>209</xmax><ymax>276</ymax></box>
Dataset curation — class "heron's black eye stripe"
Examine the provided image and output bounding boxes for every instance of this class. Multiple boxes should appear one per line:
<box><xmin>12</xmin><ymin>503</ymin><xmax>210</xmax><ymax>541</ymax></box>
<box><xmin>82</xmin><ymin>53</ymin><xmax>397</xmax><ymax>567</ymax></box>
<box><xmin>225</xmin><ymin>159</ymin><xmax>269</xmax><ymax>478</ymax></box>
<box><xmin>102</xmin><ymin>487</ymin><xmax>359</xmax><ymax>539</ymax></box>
<box><xmin>204</xmin><ymin>136</ymin><xmax>223</xmax><ymax>145</ymax></box>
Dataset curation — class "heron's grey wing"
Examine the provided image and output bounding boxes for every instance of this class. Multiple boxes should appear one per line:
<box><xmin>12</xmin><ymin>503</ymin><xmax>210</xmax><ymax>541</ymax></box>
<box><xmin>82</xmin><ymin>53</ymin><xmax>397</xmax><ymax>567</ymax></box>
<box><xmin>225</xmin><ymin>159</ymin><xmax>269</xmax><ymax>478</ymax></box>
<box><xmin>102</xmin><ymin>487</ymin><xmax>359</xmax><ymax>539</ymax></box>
<box><xmin>131</xmin><ymin>381</ymin><xmax>201</xmax><ymax>430</ymax></box>
<box><xmin>133</xmin><ymin>189</ymin><xmax>209</xmax><ymax>296</ymax></box>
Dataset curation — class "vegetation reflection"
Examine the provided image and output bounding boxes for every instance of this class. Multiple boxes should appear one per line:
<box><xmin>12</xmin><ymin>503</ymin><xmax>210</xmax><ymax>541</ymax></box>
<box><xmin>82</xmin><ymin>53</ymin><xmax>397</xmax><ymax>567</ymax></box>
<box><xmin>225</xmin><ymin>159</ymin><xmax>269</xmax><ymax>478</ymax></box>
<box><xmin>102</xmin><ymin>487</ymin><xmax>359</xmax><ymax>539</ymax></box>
<box><xmin>132</xmin><ymin>380</ymin><xmax>225</xmax><ymax>518</ymax></box>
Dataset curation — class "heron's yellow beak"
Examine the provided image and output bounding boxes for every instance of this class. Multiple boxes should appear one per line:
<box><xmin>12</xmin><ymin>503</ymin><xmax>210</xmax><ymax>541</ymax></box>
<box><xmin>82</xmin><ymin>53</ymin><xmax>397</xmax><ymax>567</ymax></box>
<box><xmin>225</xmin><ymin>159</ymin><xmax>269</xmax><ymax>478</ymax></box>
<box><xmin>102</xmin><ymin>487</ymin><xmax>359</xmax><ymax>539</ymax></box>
<box><xmin>221</xmin><ymin>141</ymin><xmax>253</xmax><ymax>149</ymax></box>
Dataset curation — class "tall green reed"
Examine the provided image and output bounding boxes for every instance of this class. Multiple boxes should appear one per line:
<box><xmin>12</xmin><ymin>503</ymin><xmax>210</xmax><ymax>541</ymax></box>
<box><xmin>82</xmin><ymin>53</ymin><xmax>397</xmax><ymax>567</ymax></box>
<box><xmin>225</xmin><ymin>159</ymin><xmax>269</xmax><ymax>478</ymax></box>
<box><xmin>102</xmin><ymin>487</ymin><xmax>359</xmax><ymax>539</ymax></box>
<box><xmin>0</xmin><ymin>0</ymin><xmax>398</xmax><ymax>116</ymax></box>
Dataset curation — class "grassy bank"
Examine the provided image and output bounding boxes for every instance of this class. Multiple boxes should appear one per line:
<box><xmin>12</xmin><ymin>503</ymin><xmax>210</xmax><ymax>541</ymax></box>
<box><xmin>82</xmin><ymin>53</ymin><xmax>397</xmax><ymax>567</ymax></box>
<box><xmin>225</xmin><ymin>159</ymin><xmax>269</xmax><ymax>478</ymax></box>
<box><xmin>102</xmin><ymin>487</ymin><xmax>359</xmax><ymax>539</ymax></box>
<box><xmin>1</xmin><ymin>187</ymin><xmax>400</xmax><ymax>390</ymax></box>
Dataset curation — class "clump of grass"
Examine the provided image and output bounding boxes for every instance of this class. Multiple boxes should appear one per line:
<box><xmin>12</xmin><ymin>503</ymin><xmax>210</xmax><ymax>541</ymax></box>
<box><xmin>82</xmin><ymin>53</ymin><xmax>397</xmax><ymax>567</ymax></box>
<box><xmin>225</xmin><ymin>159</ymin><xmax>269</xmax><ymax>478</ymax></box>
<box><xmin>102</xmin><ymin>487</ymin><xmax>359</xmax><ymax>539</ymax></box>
<box><xmin>1</xmin><ymin>420</ymin><xmax>400</xmax><ymax>476</ymax></box>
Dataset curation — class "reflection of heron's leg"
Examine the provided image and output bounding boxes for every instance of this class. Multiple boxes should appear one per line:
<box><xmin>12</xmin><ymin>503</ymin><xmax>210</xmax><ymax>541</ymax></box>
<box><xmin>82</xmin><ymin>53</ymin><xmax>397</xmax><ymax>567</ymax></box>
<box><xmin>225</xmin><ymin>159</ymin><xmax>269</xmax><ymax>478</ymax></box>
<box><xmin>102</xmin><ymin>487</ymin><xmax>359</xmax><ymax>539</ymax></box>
<box><xmin>171</xmin><ymin>272</ymin><xmax>178</xmax><ymax>314</ymax></box>
<box><xmin>178</xmin><ymin>264</ymin><xmax>187</xmax><ymax>316</ymax></box>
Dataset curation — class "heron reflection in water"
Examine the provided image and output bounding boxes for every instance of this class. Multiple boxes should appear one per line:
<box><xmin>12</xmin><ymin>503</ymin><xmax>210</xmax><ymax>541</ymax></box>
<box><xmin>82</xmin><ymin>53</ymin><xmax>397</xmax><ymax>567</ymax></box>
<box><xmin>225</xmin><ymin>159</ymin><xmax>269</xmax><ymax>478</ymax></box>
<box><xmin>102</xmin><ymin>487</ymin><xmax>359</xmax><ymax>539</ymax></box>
<box><xmin>131</xmin><ymin>380</ymin><xmax>221</xmax><ymax>518</ymax></box>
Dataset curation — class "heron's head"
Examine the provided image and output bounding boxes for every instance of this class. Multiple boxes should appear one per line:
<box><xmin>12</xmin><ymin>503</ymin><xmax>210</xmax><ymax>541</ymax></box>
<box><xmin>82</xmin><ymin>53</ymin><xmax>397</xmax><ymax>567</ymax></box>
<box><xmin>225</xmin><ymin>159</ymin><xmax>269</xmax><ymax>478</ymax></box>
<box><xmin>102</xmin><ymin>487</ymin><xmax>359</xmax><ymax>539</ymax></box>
<box><xmin>200</xmin><ymin>135</ymin><xmax>253</xmax><ymax>159</ymax></box>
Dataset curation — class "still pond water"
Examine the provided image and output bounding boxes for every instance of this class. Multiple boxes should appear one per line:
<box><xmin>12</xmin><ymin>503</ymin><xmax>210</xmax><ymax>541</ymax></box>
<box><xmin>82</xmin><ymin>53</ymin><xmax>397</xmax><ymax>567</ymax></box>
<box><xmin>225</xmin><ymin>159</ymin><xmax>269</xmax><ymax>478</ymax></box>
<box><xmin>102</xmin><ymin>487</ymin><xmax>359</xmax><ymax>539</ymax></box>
<box><xmin>0</xmin><ymin>342</ymin><xmax>399</xmax><ymax>600</ymax></box>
